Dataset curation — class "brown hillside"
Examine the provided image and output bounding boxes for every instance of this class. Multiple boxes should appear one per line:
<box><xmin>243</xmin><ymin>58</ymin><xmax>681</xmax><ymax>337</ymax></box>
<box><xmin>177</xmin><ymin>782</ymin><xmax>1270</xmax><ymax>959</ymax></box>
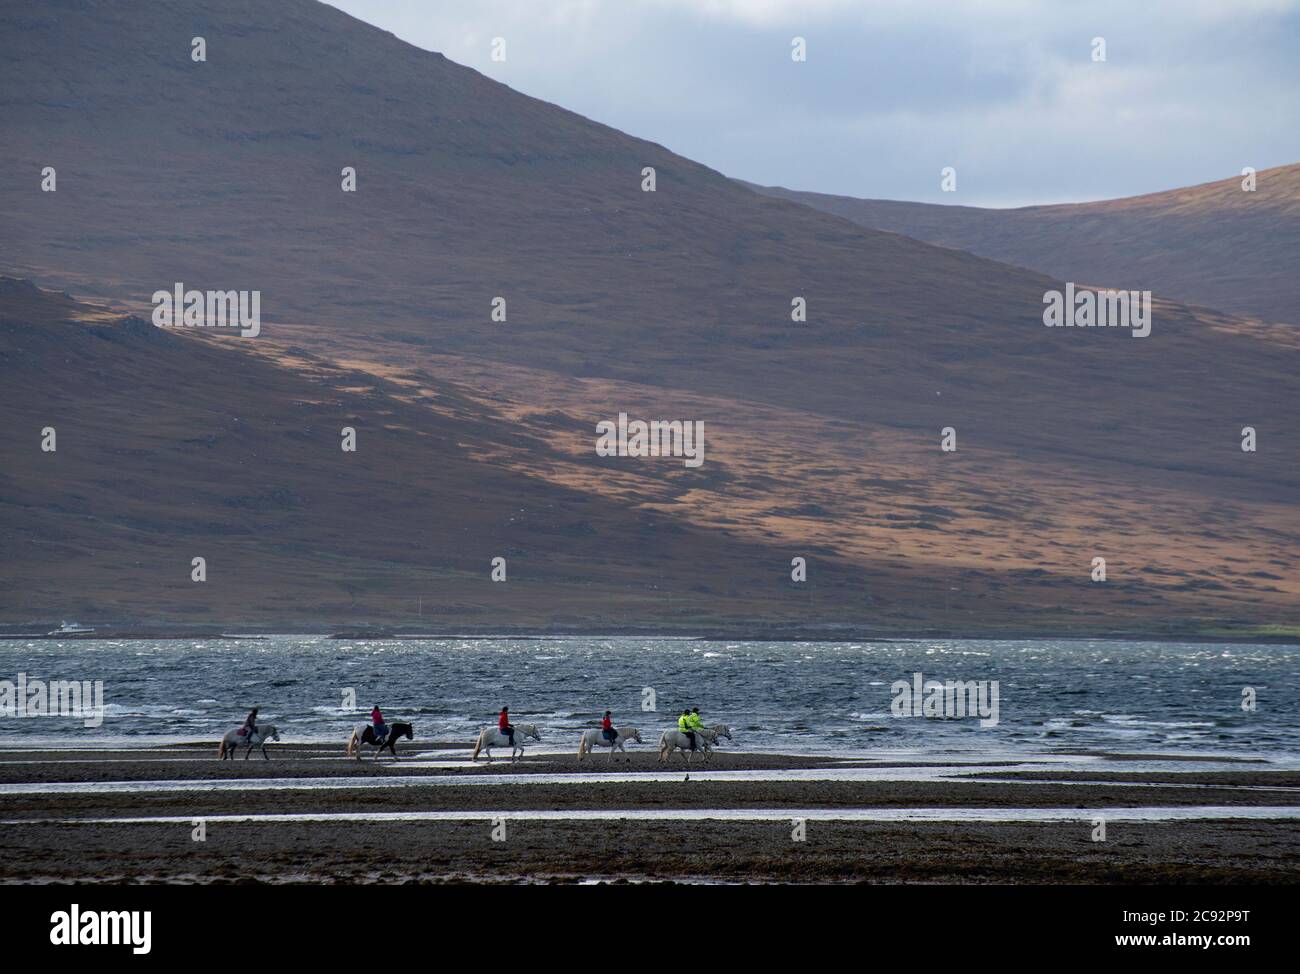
<box><xmin>0</xmin><ymin>0</ymin><xmax>1296</xmax><ymax>635</ymax></box>
<box><xmin>747</xmin><ymin>164</ymin><xmax>1300</xmax><ymax>327</ymax></box>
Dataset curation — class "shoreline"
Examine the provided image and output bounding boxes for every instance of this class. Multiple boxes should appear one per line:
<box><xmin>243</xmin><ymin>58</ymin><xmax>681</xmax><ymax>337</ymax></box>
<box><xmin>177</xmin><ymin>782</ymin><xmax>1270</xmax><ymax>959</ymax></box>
<box><xmin>3</xmin><ymin>628</ymin><xmax>1298</xmax><ymax>644</ymax></box>
<box><xmin>2</xmin><ymin>744</ymin><xmax>1296</xmax><ymax>884</ymax></box>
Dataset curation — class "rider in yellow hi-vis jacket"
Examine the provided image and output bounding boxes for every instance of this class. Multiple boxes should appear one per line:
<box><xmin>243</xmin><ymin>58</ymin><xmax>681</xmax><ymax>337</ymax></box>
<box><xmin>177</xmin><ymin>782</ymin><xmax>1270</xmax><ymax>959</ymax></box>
<box><xmin>678</xmin><ymin>709</ymin><xmax>696</xmax><ymax>750</ymax></box>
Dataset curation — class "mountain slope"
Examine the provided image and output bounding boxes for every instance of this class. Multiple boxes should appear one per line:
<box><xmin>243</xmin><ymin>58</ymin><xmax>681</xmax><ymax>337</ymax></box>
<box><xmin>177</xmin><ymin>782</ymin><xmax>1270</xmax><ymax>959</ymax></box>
<box><xmin>0</xmin><ymin>0</ymin><xmax>1293</xmax><ymax>478</ymax></box>
<box><xmin>0</xmin><ymin>0</ymin><xmax>1296</xmax><ymax>635</ymax></box>
<box><xmin>746</xmin><ymin>165</ymin><xmax>1300</xmax><ymax>327</ymax></box>
<box><xmin>3</xmin><ymin>280</ymin><xmax>1294</xmax><ymax>636</ymax></box>
<box><xmin>0</xmin><ymin>279</ymin><xmax>881</xmax><ymax>629</ymax></box>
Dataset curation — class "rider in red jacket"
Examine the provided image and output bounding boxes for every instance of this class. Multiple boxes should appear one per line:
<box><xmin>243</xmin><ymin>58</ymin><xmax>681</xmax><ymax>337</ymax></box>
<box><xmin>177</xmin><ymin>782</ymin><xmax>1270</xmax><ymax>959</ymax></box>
<box><xmin>602</xmin><ymin>710</ymin><xmax>615</xmax><ymax>741</ymax></box>
<box><xmin>499</xmin><ymin>706</ymin><xmax>514</xmax><ymax>745</ymax></box>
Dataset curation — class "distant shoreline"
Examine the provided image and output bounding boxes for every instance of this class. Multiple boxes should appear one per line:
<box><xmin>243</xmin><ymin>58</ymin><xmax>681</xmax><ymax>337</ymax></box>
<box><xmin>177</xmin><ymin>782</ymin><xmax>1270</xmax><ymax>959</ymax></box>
<box><xmin>1</xmin><ymin>626</ymin><xmax>1296</xmax><ymax>644</ymax></box>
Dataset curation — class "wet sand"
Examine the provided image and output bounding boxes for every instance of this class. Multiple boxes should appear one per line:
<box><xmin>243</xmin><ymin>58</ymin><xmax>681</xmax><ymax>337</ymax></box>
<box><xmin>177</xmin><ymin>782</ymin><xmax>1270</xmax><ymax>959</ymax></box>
<box><xmin>1</xmin><ymin>743</ymin><xmax>1296</xmax><ymax>884</ymax></box>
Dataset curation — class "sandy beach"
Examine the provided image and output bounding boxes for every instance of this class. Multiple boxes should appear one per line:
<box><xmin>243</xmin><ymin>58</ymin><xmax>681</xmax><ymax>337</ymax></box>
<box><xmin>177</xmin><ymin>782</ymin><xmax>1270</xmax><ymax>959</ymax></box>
<box><xmin>2</xmin><ymin>742</ymin><xmax>1296</xmax><ymax>884</ymax></box>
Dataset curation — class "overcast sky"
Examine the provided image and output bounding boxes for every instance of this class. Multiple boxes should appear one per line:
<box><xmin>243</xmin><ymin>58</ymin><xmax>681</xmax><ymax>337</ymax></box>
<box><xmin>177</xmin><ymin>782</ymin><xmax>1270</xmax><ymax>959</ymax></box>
<box><xmin>326</xmin><ymin>0</ymin><xmax>1300</xmax><ymax>207</ymax></box>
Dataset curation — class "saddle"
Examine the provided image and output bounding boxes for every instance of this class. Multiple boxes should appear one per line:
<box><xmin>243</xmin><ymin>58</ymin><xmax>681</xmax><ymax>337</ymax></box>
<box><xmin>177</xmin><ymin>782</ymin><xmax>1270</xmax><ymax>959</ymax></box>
<box><xmin>368</xmin><ymin>725</ymin><xmax>388</xmax><ymax>744</ymax></box>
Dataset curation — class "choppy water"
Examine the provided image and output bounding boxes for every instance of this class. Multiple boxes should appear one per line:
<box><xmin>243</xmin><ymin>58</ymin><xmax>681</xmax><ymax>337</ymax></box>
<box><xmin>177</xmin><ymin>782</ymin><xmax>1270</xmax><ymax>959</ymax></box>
<box><xmin>0</xmin><ymin>637</ymin><xmax>1295</xmax><ymax>759</ymax></box>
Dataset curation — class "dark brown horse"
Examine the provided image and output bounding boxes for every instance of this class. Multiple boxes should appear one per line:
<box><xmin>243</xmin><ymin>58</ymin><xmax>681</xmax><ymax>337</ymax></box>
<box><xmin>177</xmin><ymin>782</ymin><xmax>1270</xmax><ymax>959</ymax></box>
<box><xmin>347</xmin><ymin>721</ymin><xmax>413</xmax><ymax>759</ymax></box>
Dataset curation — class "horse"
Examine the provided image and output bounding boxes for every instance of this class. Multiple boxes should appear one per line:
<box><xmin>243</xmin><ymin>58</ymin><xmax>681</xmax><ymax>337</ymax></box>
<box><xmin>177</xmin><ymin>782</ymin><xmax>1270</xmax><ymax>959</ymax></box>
<box><xmin>347</xmin><ymin>721</ymin><xmax>414</xmax><ymax>760</ymax></box>
<box><xmin>658</xmin><ymin>727</ymin><xmax>718</xmax><ymax>764</ymax></box>
<box><xmin>470</xmin><ymin>723</ymin><xmax>541</xmax><ymax>764</ymax></box>
<box><xmin>699</xmin><ymin>723</ymin><xmax>733</xmax><ymax>752</ymax></box>
<box><xmin>576</xmin><ymin>726</ymin><xmax>643</xmax><ymax>762</ymax></box>
<box><xmin>217</xmin><ymin>724</ymin><xmax>280</xmax><ymax>760</ymax></box>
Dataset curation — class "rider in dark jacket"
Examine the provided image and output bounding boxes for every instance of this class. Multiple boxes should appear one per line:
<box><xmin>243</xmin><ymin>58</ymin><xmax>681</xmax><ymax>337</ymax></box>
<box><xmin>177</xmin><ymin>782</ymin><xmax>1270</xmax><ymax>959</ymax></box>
<box><xmin>243</xmin><ymin>707</ymin><xmax>259</xmax><ymax>739</ymax></box>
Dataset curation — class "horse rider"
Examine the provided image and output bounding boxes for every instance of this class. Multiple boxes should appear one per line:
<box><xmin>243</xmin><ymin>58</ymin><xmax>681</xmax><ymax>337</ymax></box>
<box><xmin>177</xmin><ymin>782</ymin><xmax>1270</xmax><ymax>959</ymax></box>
<box><xmin>242</xmin><ymin>707</ymin><xmax>259</xmax><ymax>741</ymax></box>
<box><xmin>499</xmin><ymin>705</ymin><xmax>514</xmax><ymax>746</ymax></box>
<box><xmin>371</xmin><ymin>703</ymin><xmax>388</xmax><ymax>745</ymax></box>
<box><xmin>678</xmin><ymin>709</ymin><xmax>696</xmax><ymax>750</ymax></box>
<box><xmin>602</xmin><ymin>710</ymin><xmax>616</xmax><ymax>742</ymax></box>
<box><xmin>689</xmin><ymin>707</ymin><xmax>705</xmax><ymax>733</ymax></box>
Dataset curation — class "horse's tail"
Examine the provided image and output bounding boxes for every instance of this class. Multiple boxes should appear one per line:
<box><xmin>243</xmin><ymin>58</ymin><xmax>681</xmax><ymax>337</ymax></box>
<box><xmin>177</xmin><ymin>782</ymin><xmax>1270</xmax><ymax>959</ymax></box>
<box><xmin>471</xmin><ymin>731</ymin><xmax>482</xmax><ymax>762</ymax></box>
<box><xmin>346</xmin><ymin>730</ymin><xmax>355</xmax><ymax>757</ymax></box>
<box><xmin>577</xmin><ymin>734</ymin><xmax>587</xmax><ymax>760</ymax></box>
<box><xmin>658</xmin><ymin>732</ymin><xmax>669</xmax><ymax>762</ymax></box>
<box><xmin>217</xmin><ymin>736</ymin><xmax>226</xmax><ymax>759</ymax></box>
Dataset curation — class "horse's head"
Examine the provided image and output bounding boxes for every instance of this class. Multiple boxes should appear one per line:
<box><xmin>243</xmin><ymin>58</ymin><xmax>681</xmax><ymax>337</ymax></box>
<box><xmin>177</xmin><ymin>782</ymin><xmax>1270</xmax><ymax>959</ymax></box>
<box><xmin>716</xmin><ymin>724</ymin><xmax>732</xmax><ymax>740</ymax></box>
<box><xmin>525</xmin><ymin>725</ymin><xmax>542</xmax><ymax>741</ymax></box>
<box><xmin>403</xmin><ymin>724</ymin><xmax>414</xmax><ymax>740</ymax></box>
<box><xmin>264</xmin><ymin>725</ymin><xmax>280</xmax><ymax>742</ymax></box>
<box><xmin>628</xmin><ymin>728</ymin><xmax>643</xmax><ymax>743</ymax></box>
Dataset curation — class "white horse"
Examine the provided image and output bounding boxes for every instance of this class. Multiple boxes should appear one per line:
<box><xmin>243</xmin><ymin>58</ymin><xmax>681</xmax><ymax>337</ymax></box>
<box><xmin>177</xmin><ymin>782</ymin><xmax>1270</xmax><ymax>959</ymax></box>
<box><xmin>576</xmin><ymin>727</ymin><xmax>643</xmax><ymax>762</ymax></box>
<box><xmin>217</xmin><ymin>724</ymin><xmax>280</xmax><ymax>760</ymax></box>
<box><xmin>658</xmin><ymin>727</ymin><xmax>718</xmax><ymax>764</ymax></box>
<box><xmin>471</xmin><ymin>723</ymin><xmax>541</xmax><ymax>763</ymax></box>
<box><xmin>699</xmin><ymin>723</ymin><xmax>733</xmax><ymax>752</ymax></box>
